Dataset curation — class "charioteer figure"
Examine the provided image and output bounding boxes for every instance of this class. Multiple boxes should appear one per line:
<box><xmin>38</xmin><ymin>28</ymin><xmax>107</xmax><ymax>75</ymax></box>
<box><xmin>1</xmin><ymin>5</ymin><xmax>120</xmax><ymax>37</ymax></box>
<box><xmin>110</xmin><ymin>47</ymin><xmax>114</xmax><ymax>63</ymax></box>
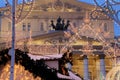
<box><xmin>51</xmin><ymin>16</ymin><xmax>70</xmax><ymax>31</ymax></box>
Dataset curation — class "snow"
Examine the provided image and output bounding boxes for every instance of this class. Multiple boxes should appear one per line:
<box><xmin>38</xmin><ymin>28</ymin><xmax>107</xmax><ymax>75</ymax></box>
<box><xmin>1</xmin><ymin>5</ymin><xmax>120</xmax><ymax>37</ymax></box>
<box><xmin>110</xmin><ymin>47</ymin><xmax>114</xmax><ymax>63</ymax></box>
<box><xmin>68</xmin><ymin>71</ymin><xmax>82</xmax><ymax>80</ymax></box>
<box><xmin>28</xmin><ymin>54</ymin><xmax>63</xmax><ymax>60</ymax></box>
<box><xmin>57</xmin><ymin>73</ymin><xmax>73</xmax><ymax>80</ymax></box>
<box><xmin>57</xmin><ymin>71</ymin><xmax>82</xmax><ymax>80</ymax></box>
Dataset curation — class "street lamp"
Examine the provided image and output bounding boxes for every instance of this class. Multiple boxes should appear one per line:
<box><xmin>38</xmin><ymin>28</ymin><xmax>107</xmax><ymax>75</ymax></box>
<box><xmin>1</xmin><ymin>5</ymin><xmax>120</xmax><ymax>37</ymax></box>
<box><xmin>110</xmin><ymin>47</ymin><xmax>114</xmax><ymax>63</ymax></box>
<box><xmin>10</xmin><ymin>0</ymin><xmax>15</xmax><ymax>80</ymax></box>
<box><xmin>5</xmin><ymin>0</ymin><xmax>34</xmax><ymax>80</ymax></box>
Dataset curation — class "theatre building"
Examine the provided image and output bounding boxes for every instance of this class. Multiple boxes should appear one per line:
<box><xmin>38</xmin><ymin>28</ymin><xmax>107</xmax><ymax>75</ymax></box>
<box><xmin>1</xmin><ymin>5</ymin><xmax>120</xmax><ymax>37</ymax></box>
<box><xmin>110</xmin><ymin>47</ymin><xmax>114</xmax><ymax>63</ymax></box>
<box><xmin>0</xmin><ymin>0</ymin><xmax>119</xmax><ymax>80</ymax></box>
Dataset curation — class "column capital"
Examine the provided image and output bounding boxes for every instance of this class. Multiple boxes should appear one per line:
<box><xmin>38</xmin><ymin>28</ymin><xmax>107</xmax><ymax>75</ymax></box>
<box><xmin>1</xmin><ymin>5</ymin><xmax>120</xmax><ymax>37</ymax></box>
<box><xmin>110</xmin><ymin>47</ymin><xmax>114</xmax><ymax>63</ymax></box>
<box><xmin>99</xmin><ymin>54</ymin><xmax>105</xmax><ymax>59</ymax></box>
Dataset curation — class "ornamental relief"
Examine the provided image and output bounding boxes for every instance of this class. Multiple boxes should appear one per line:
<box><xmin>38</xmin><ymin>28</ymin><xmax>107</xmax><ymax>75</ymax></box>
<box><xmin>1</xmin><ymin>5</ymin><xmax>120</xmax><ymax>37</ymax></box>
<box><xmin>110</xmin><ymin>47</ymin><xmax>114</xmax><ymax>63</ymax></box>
<box><xmin>33</xmin><ymin>1</ymin><xmax>81</xmax><ymax>12</ymax></box>
<box><xmin>44</xmin><ymin>37</ymin><xmax>69</xmax><ymax>45</ymax></box>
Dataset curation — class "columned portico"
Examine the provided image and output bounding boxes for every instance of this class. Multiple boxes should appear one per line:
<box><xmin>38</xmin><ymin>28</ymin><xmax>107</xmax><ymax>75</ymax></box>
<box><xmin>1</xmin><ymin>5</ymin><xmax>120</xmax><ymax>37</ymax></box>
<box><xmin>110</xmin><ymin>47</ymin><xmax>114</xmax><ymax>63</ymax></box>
<box><xmin>83</xmin><ymin>55</ymin><xmax>89</xmax><ymax>80</ymax></box>
<box><xmin>99</xmin><ymin>54</ymin><xmax>106</xmax><ymax>79</ymax></box>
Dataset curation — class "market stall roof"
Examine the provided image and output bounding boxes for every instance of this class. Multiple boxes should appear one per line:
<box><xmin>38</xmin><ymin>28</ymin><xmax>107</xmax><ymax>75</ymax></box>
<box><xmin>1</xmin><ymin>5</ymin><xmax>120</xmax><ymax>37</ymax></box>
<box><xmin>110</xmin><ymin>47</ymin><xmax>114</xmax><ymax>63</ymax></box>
<box><xmin>28</xmin><ymin>53</ymin><xmax>63</xmax><ymax>60</ymax></box>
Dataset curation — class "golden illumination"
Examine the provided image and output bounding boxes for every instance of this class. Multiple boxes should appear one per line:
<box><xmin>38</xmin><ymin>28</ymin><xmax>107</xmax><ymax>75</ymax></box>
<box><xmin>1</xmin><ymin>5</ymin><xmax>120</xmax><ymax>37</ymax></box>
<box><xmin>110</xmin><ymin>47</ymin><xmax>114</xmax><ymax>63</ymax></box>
<box><xmin>0</xmin><ymin>63</ymin><xmax>41</xmax><ymax>80</ymax></box>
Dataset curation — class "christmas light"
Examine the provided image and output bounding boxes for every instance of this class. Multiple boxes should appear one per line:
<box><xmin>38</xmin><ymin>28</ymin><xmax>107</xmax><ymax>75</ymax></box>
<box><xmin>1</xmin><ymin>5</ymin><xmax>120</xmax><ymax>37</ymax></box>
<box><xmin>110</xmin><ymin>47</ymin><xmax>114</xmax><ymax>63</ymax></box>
<box><xmin>92</xmin><ymin>0</ymin><xmax>120</xmax><ymax>26</ymax></box>
<box><xmin>0</xmin><ymin>0</ymin><xmax>34</xmax><ymax>24</ymax></box>
<box><xmin>63</xmin><ymin>12</ymin><xmax>120</xmax><ymax>64</ymax></box>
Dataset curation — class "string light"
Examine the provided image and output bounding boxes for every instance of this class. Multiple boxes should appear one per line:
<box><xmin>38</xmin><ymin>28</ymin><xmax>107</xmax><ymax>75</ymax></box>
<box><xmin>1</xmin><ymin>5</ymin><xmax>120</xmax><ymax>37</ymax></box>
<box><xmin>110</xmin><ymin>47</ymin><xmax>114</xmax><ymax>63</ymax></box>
<box><xmin>92</xmin><ymin>0</ymin><xmax>120</xmax><ymax>26</ymax></box>
<box><xmin>0</xmin><ymin>63</ymin><xmax>41</xmax><ymax>80</ymax></box>
<box><xmin>106</xmin><ymin>62</ymin><xmax>120</xmax><ymax>80</ymax></box>
<box><xmin>0</xmin><ymin>0</ymin><xmax>34</xmax><ymax>24</ymax></box>
<box><xmin>63</xmin><ymin>11</ymin><xmax>120</xmax><ymax>64</ymax></box>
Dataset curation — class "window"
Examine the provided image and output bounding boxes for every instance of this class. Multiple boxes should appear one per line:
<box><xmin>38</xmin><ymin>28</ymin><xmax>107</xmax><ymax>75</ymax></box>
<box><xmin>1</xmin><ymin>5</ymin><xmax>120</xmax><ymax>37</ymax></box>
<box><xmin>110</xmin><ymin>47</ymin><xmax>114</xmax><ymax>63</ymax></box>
<box><xmin>40</xmin><ymin>22</ymin><xmax>44</xmax><ymax>31</ymax></box>
<box><xmin>22</xmin><ymin>23</ymin><xmax>26</xmax><ymax>31</ymax></box>
<box><xmin>28</xmin><ymin>23</ymin><xmax>31</xmax><ymax>31</ymax></box>
<box><xmin>8</xmin><ymin>22</ymin><xmax>11</xmax><ymax>31</ymax></box>
<box><xmin>104</xmin><ymin>23</ymin><xmax>108</xmax><ymax>32</ymax></box>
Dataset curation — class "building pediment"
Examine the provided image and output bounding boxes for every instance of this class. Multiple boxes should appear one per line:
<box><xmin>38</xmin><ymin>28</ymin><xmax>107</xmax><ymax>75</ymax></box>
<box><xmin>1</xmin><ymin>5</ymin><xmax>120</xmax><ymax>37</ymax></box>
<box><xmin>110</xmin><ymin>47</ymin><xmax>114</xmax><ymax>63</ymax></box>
<box><xmin>33</xmin><ymin>0</ymin><xmax>95</xmax><ymax>12</ymax></box>
<box><xmin>34</xmin><ymin>1</ymin><xmax>81</xmax><ymax>12</ymax></box>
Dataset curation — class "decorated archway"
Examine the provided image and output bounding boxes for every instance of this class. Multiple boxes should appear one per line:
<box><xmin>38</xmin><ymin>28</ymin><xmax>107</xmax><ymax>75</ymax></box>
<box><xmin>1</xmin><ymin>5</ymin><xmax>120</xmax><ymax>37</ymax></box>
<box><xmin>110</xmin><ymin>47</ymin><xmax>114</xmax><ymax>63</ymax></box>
<box><xmin>106</xmin><ymin>63</ymin><xmax>120</xmax><ymax>80</ymax></box>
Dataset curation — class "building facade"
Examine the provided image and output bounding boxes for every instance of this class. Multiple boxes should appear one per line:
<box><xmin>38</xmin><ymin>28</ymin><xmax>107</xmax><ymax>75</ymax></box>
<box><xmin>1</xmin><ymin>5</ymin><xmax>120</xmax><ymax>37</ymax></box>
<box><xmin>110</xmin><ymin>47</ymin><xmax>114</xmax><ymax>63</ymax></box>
<box><xmin>0</xmin><ymin>0</ymin><xmax>118</xmax><ymax>80</ymax></box>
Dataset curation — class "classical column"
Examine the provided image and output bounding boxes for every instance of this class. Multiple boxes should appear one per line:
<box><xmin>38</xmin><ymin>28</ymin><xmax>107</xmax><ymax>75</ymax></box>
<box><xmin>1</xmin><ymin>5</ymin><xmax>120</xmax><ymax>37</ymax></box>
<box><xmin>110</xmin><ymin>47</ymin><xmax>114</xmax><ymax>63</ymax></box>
<box><xmin>99</xmin><ymin>54</ymin><xmax>106</xmax><ymax>78</ymax></box>
<box><xmin>83</xmin><ymin>55</ymin><xmax>89</xmax><ymax>80</ymax></box>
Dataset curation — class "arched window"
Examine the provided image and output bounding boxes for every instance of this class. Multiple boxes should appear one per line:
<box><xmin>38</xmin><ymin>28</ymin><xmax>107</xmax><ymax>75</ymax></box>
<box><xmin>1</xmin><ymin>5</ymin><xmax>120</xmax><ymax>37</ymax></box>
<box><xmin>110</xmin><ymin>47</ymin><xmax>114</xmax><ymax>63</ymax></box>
<box><xmin>40</xmin><ymin>22</ymin><xmax>44</xmax><ymax>31</ymax></box>
<box><xmin>22</xmin><ymin>23</ymin><xmax>26</xmax><ymax>31</ymax></box>
<box><xmin>104</xmin><ymin>23</ymin><xmax>108</xmax><ymax>32</ymax></box>
<box><xmin>8</xmin><ymin>22</ymin><xmax>11</xmax><ymax>31</ymax></box>
<box><xmin>28</xmin><ymin>23</ymin><xmax>31</xmax><ymax>31</ymax></box>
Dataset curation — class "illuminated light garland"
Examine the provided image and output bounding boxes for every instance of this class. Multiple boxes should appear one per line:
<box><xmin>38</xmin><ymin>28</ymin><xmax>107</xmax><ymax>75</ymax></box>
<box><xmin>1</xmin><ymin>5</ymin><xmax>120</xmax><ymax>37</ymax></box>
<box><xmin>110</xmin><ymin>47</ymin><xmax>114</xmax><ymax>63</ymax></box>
<box><xmin>2</xmin><ymin>30</ymin><xmax>64</xmax><ymax>55</ymax></box>
<box><xmin>0</xmin><ymin>0</ymin><xmax>34</xmax><ymax>24</ymax></box>
<box><xmin>0</xmin><ymin>64</ymin><xmax>41</xmax><ymax>80</ymax></box>
<box><xmin>63</xmin><ymin>12</ymin><xmax>120</xmax><ymax>64</ymax></box>
<box><xmin>92</xmin><ymin>0</ymin><xmax>120</xmax><ymax>25</ymax></box>
<box><xmin>106</xmin><ymin>62</ymin><xmax>120</xmax><ymax>80</ymax></box>
<box><xmin>0</xmin><ymin>48</ymin><xmax>82</xmax><ymax>80</ymax></box>
<box><xmin>0</xmin><ymin>49</ymin><xmax>59</xmax><ymax>80</ymax></box>
<box><xmin>63</xmin><ymin>20</ymin><xmax>120</xmax><ymax>80</ymax></box>
<box><xmin>1</xmin><ymin>30</ymin><xmax>27</xmax><ymax>50</ymax></box>
<box><xmin>25</xmin><ymin>31</ymin><xmax>60</xmax><ymax>55</ymax></box>
<box><xmin>63</xmin><ymin>17</ymin><xmax>120</xmax><ymax>79</ymax></box>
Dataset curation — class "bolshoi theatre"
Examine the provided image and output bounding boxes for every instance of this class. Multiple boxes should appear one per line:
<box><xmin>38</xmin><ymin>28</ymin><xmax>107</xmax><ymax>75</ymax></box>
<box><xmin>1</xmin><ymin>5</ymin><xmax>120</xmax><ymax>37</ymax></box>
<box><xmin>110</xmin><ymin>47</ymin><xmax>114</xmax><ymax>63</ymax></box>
<box><xmin>0</xmin><ymin>0</ymin><xmax>120</xmax><ymax>80</ymax></box>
